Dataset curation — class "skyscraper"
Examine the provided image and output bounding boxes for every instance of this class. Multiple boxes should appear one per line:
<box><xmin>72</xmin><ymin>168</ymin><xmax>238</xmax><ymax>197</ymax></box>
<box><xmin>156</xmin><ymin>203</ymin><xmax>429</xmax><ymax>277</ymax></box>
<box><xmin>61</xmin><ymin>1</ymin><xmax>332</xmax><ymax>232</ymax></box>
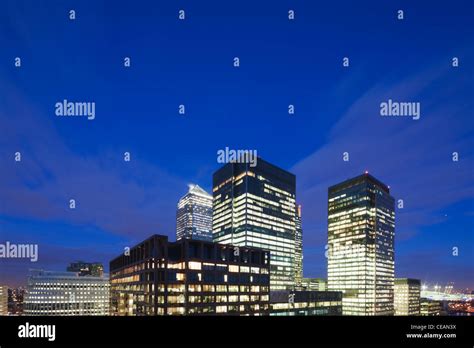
<box><xmin>327</xmin><ymin>173</ymin><xmax>395</xmax><ymax>315</ymax></box>
<box><xmin>176</xmin><ymin>184</ymin><xmax>213</xmax><ymax>242</ymax></box>
<box><xmin>394</xmin><ymin>278</ymin><xmax>421</xmax><ymax>315</ymax></box>
<box><xmin>294</xmin><ymin>204</ymin><xmax>303</xmax><ymax>286</ymax></box>
<box><xmin>212</xmin><ymin>158</ymin><xmax>297</xmax><ymax>290</ymax></box>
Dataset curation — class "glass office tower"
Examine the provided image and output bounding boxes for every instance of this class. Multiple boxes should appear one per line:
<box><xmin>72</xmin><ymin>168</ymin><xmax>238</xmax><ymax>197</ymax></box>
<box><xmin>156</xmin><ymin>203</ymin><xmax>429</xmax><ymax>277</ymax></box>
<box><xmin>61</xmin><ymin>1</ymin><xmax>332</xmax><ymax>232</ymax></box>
<box><xmin>294</xmin><ymin>204</ymin><xmax>303</xmax><ymax>286</ymax></box>
<box><xmin>212</xmin><ymin>158</ymin><xmax>297</xmax><ymax>290</ymax></box>
<box><xmin>176</xmin><ymin>184</ymin><xmax>213</xmax><ymax>242</ymax></box>
<box><xmin>327</xmin><ymin>173</ymin><xmax>395</xmax><ymax>315</ymax></box>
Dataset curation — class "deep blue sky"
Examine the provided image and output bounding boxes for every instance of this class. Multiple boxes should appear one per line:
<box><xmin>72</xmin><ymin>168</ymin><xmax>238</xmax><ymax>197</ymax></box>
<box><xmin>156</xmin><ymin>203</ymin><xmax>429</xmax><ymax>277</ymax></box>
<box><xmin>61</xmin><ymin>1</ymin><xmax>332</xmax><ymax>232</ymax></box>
<box><xmin>0</xmin><ymin>0</ymin><xmax>473</xmax><ymax>289</ymax></box>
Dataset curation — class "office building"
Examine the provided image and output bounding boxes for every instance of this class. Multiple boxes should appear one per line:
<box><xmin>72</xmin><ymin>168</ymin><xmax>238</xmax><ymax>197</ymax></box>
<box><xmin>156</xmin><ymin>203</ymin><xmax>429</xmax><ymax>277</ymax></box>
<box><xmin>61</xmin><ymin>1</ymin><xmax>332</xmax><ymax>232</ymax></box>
<box><xmin>8</xmin><ymin>287</ymin><xmax>26</xmax><ymax>315</ymax></box>
<box><xmin>176</xmin><ymin>184</ymin><xmax>213</xmax><ymax>242</ymax></box>
<box><xmin>301</xmin><ymin>278</ymin><xmax>327</xmax><ymax>291</ymax></box>
<box><xmin>327</xmin><ymin>173</ymin><xmax>395</xmax><ymax>315</ymax></box>
<box><xmin>394</xmin><ymin>278</ymin><xmax>421</xmax><ymax>316</ymax></box>
<box><xmin>0</xmin><ymin>285</ymin><xmax>8</xmax><ymax>315</ymax></box>
<box><xmin>212</xmin><ymin>158</ymin><xmax>297</xmax><ymax>290</ymax></box>
<box><xmin>23</xmin><ymin>269</ymin><xmax>110</xmax><ymax>316</ymax></box>
<box><xmin>110</xmin><ymin>234</ymin><xmax>270</xmax><ymax>316</ymax></box>
<box><xmin>67</xmin><ymin>261</ymin><xmax>104</xmax><ymax>277</ymax></box>
<box><xmin>420</xmin><ymin>299</ymin><xmax>442</xmax><ymax>316</ymax></box>
<box><xmin>269</xmin><ymin>290</ymin><xmax>342</xmax><ymax>316</ymax></box>
<box><xmin>294</xmin><ymin>204</ymin><xmax>303</xmax><ymax>286</ymax></box>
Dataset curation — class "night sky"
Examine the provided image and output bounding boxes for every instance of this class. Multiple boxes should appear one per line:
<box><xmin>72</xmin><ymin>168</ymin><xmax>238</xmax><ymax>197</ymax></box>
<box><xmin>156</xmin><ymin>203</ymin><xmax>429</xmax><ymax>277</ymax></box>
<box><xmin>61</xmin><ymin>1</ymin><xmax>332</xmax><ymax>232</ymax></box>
<box><xmin>0</xmin><ymin>0</ymin><xmax>473</xmax><ymax>289</ymax></box>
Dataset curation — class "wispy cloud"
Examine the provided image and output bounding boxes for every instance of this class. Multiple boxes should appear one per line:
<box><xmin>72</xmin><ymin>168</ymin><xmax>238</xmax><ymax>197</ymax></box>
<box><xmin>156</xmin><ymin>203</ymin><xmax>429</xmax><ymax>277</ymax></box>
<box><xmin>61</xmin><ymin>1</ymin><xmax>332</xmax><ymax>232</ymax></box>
<box><xmin>0</xmin><ymin>80</ymin><xmax>185</xmax><ymax>238</ymax></box>
<box><xmin>294</xmin><ymin>57</ymin><xmax>474</xmax><ymax>286</ymax></box>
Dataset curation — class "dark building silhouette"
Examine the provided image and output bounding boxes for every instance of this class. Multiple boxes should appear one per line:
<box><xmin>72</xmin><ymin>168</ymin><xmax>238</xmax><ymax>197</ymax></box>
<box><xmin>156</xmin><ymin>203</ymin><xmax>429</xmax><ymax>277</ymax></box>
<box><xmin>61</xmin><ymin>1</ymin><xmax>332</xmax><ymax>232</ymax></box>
<box><xmin>110</xmin><ymin>234</ymin><xmax>270</xmax><ymax>315</ymax></box>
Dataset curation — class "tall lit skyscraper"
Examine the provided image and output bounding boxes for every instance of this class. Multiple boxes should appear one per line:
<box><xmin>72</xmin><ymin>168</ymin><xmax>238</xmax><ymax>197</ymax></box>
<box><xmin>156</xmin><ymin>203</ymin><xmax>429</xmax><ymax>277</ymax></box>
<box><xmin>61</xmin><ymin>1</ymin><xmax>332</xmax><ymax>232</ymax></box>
<box><xmin>327</xmin><ymin>173</ymin><xmax>395</xmax><ymax>315</ymax></box>
<box><xmin>176</xmin><ymin>184</ymin><xmax>213</xmax><ymax>242</ymax></box>
<box><xmin>294</xmin><ymin>204</ymin><xmax>303</xmax><ymax>286</ymax></box>
<box><xmin>394</xmin><ymin>278</ymin><xmax>421</xmax><ymax>315</ymax></box>
<box><xmin>212</xmin><ymin>158</ymin><xmax>297</xmax><ymax>290</ymax></box>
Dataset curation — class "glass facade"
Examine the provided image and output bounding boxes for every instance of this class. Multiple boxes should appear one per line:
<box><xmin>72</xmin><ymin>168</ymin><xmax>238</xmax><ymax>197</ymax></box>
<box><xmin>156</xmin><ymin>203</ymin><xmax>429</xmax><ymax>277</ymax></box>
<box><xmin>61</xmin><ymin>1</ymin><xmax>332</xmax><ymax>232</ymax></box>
<box><xmin>176</xmin><ymin>184</ymin><xmax>213</xmax><ymax>242</ymax></box>
<box><xmin>212</xmin><ymin>159</ymin><xmax>297</xmax><ymax>290</ymax></box>
<box><xmin>294</xmin><ymin>204</ymin><xmax>303</xmax><ymax>286</ymax></box>
<box><xmin>327</xmin><ymin>173</ymin><xmax>395</xmax><ymax>315</ymax></box>
<box><xmin>394</xmin><ymin>278</ymin><xmax>420</xmax><ymax>315</ymax></box>
<box><xmin>110</xmin><ymin>235</ymin><xmax>270</xmax><ymax>316</ymax></box>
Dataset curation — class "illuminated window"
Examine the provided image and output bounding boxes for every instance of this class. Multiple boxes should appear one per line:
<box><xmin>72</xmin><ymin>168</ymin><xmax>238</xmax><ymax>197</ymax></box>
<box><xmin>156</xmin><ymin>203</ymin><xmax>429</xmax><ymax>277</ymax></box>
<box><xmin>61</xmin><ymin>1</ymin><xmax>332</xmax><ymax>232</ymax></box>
<box><xmin>216</xmin><ymin>306</ymin><xmax>227</xmax><ymax>313</ymax></box>
<box><xmin>188</xmin><ymin>262</ymin><xmax>202</xmax><ymax>270</ymax></box>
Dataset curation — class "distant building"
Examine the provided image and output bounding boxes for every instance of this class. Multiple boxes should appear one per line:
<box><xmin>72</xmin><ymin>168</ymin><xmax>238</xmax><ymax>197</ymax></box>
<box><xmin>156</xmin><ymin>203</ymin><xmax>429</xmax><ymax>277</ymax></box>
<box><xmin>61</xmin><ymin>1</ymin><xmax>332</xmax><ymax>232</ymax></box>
<box><xmin>67</xmin><ymin>261</ymin><xmax>104</xmax><ymax>277</ymax></box>
<box><xmin>327</xmin><ymin>173</ymin><xmax>395</xmax><ymax>315</ymax></box>
<box><xmin>294</xmin><ymin>204</ymin><xmax>303</xmax><ymax>286</ymax></box>
<box><xmin>301</xmin><ymin>278</ymin><xmax>327</xmax><ymax>291</ymax></box>
<box><xmin>110</xmin><ymin>234</ymin><xmax>270</xmax><ymax>316</ymax></box>
<box><xmin>420</xmin><ymin>299</ymin><xmax>442</xmax><ymax>316</ymax></box>
<box><xmin>8</xmin><ymin>287</ymin><xmax>26</xmax><ymax>315</ymax></box>
<box><xmin>176</xmin><ymin>184</ymin><xmax>213</xmax><ymax>242</ymax></box>
<box><xmin>394</xmin><ymin>278</ymin><xmax>421</xmax><ymax>315</ymax></box>
<box><xmin>0</xmin><ymin>285</ymin><xmax>8</xmax><ymax>315</ymax></box>
<box><xmin>213</xmin><ymin>158</ymin><xmax>297</xmax><ymax>290</ymax></box>
<box><xmin>269</xmin><ymin>290</ymin><xmax>342</xmax><ymax>316</ymax></box>
<box><xmin>24</xmin><ymin>270</ymin><xmax>109</xmax><ymax>316</ymax></box>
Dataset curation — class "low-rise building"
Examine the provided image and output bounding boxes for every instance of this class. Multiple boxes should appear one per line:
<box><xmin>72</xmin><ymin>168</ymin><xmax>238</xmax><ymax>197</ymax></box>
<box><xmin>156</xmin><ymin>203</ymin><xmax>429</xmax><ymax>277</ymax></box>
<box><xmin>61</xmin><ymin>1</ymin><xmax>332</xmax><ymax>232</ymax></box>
<box><xmin>110</xmin><ymin>234</ymin><xmax>270</xmax><ymax>315</ymax></box>
<box><xmin>270</xmin><ymin>290</ymin><xmax>342</xmax><ymax>316</ymax></box>
<box><xmin>394</xmin><ymin>278</ymin><xmax>421</xmax><ymax>315</ymax></box>
<box><xmin>24</xmin><ymin>269</ymin><xmax>110</xmax><ymax>316</ymax></box>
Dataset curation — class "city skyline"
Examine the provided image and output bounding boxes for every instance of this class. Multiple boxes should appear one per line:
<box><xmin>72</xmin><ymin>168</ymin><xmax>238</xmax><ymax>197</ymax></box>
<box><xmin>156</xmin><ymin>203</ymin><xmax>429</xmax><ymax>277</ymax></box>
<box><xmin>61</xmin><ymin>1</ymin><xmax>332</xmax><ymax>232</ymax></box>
<box><xmin>1</xmin><ymin>163</ymin><xmax>472</xmax><ymax>292</ymax></box>
<box><xmin>0</xmin><ymin>0</ymin><xmax>473</xmax><ymax>292</ymax></box>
